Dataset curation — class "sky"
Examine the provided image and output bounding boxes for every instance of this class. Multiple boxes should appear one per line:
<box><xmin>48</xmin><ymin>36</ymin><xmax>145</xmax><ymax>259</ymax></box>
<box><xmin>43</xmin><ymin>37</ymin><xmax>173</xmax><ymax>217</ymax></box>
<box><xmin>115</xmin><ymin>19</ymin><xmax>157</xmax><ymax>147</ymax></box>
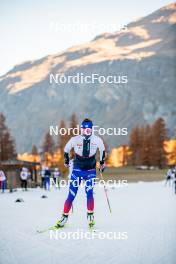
<box><xmin>0</xmin><ymin>0</ymin><xmax>173</xmax><ymax>76</ymax></box>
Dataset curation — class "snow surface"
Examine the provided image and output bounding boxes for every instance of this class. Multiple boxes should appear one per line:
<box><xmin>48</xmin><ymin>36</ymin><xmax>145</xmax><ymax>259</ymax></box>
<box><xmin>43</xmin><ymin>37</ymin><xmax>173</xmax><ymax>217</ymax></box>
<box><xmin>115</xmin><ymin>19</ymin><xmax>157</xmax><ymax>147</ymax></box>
<box><xmin>0</xmin><ymin>181</ymin><xmax>176</xmax><ymax>264</ymax></box>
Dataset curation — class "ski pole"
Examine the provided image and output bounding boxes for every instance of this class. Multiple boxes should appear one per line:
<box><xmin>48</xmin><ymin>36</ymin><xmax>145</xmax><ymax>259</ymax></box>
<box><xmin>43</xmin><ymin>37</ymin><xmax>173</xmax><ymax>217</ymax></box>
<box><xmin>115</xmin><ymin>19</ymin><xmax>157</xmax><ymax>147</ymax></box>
<box><xmin>100</xmin><ymin>172</ymin><xmax>112</xmax><ymax>214</ymax></box>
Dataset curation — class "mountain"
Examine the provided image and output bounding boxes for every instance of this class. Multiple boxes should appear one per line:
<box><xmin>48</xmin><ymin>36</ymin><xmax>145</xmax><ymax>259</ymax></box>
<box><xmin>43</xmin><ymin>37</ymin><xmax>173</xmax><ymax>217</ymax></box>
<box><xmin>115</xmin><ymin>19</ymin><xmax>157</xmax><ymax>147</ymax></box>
<box><xmin>0</xmin><ymin>3</ymin><xmax>176</xmax><ymax>152</ymax></box>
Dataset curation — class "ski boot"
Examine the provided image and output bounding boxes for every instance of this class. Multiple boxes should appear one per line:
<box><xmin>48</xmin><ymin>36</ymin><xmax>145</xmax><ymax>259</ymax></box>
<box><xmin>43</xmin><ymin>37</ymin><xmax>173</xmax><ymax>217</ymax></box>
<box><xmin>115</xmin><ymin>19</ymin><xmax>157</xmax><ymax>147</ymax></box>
<box><xmin>87</xmin><ymin>212</ymin><xmax>95</xmax><ymax>229</ymax></box>
<box><xmin>55</xmin><ymin>214</ymin><xmax>68</xmax><ymax>229</ymax></box>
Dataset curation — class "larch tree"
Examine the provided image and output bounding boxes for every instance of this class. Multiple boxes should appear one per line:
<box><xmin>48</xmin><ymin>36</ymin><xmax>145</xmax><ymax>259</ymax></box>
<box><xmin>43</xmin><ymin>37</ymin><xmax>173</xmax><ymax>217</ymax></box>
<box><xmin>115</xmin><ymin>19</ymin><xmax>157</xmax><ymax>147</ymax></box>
<box><xmin>129</xmin><ymin>126</ymin><xmax>141</xmax><ymax>166</ymax></box>
<box><xmin>150</xmin><ymin>118</ymin><xmax>168</xmax><ymax>168</ymax></box>
<box><xmin>57</xmin><ymin>119</ymin><xmax>69</xmax><ymax>174</ymax></box>
<box><xmin>140</xmin><ymin>125</ymin><xmax>152</xmax><ymax>166</ymax></box>
<box><xmin>42</xmin><ymin>132</ymin><xmax>55</xmax><ymax>165</ymax></box>
<box><xmin>0</xmin><ymin>113</ymin><xmax>16</xmax><ymax>161</ymax></box>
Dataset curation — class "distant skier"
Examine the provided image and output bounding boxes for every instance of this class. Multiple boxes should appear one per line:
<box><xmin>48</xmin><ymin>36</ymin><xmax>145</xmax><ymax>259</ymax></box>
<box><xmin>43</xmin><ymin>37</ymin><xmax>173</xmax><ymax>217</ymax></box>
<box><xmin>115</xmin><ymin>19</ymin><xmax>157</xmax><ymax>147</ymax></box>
<box><xmin>165</xmin><ymin>168</ymin><xmax>174</xmax><ymax>187</ymax></box>
<box><xmin>0</xmin><ymin>169</ymin><xmax>6</xmax><ymax>193</ymax></box>
<box><xmin>55</xmin><ymin>118</ymin><xmax>106</xmax><ymax>228</ymax></box>
<box><xmin>53</xmin><ymin>168</ymin><xmax>61</xmax><ymax>188</ymax></box>
<box><xmin>173</xmin><ymin>166</ymin><xmax>176</xmax><ymax>194</ymax></box>
<box><xmin>44</xmin><ymin>166</ymin><xmax>51</xmax><ymax>191</ymax></box>
<box><xmin>40</xmin><ymin>166</ymin><xmax>46</xmax><ymax>189</ymax></box>
<box><xmin>20</xmin><ymin>167</ymin><xmax>28</xmax><ymax>191</ymax></box>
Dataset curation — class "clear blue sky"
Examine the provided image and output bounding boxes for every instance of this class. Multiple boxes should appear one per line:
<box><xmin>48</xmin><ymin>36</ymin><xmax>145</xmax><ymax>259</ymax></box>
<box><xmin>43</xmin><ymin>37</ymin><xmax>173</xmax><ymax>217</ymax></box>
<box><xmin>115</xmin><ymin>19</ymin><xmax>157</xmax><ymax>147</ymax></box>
<box><xmin>0</xmin><ymin>0</ymin><xmax>173</xmax><ymax>75</ymax></box>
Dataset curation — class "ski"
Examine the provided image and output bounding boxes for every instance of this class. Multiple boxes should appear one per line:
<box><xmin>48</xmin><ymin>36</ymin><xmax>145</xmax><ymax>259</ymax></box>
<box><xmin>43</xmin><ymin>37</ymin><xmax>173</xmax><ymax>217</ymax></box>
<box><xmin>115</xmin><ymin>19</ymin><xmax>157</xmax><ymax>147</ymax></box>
<box><xmin>89</xmin><ymin>227</ymin><xmax>98</xmax><ymax>232</ymax></box>
<box><xmin>36</xmin><ymin>225</ymin><xmax>65</xmax><ymax>234</ymax></box>
<box><xmin>37</xmin><ymin>224</ymin><xmax>99</xmax><ymax>234</ymax></box>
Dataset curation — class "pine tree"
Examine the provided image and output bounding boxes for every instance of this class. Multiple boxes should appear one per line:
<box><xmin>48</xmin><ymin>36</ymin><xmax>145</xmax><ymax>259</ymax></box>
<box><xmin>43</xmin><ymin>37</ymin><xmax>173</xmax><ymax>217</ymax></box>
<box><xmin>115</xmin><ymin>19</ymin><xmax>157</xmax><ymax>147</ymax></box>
<box><xmin>42</xmin><ymin>132</ymin><xmax>55</xmax><ymax>165</ymax></box>
<box><xmin>140</xmin><ymin>125</ymin><xmax>152</xmax><ymax>166</ymax></box>
<box><xmin>129</xmin><ymin>126</ymin><xmax>141</xmax><ymax>165</ymax></box>
<box><xmin>69</xmin><ymin>113</ymin><xmax>79</xmax><ymax>137</ymax></box>
<box><xmin>128</xmin><ymin>118</ymin><xmax>168</xmax><ymax>168</ymax></box>
<box><xmin>31</xmin><ymin>144</ymin><xmax>38</xmax><ymax>182</ymax></box>
<box><xmin>58</xmin><ymin>120</ymin><xmax>69</xmax><ymax>152</ymax></box>
<box><xmin>121</xmin><ymin>145</ymin><xmax>128</xmax><ymax>166</ymax></box>
<box><xmin>69</xmin><ymin>114</ymin><xmax>79</xmax><ymax>159</ymax></box>
<box><xmin>0</xmin><ymin>113</ymin><xmax>16</xmax><ymax>161</ymax></box>
<box><xmin>57</xmin><ymin>120</ymin><xmax>69</xmax><ymax>174</ymax></box>
<box><xmin>150</xmin><ymin>118</ymin><xmax>168</xmax><ymax>168</ymax></box>
<box><xmin>42</xmin><ymin>132</ymin><xmax>55</xmax><ymax>154</ymax></box>
<box><xmin>31</xmin><ymin>144</ymin><xmax>38</xmax><ymax>156</ymax></box>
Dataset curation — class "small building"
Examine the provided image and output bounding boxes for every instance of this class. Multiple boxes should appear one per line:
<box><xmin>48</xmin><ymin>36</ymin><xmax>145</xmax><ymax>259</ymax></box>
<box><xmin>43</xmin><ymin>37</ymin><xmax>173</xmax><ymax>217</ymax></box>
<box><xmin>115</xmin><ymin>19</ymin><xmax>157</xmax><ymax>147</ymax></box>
<box><xmin>0</xmin><ymin>159</ymin><xmax>41</xmax><ymax>191</ymax></box>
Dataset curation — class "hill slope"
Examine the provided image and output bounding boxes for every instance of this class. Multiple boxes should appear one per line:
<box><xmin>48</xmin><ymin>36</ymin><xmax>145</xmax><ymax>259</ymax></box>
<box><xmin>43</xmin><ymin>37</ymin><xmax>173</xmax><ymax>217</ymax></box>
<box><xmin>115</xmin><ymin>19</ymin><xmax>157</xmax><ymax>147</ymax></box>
<box><xmin>0</xmin><ymin>3</ymin><xmax>176</xmax><ymax>152</ymax></box>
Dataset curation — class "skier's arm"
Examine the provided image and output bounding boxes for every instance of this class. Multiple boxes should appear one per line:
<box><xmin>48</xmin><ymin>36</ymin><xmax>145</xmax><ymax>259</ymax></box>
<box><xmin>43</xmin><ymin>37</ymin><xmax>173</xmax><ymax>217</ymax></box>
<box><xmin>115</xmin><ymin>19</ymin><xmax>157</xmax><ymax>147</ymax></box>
<box><xmin>64</xmin><ymin>137</ymin><xmax>74</xmax><ymax>165</ymax></box>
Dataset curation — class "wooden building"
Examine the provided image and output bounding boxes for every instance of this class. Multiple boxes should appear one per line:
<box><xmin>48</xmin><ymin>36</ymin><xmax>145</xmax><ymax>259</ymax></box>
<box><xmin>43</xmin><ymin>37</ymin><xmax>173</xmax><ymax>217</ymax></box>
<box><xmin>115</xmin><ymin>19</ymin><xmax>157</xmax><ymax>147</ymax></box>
<box><xmin>0</xmin><ymin>159</ymin><xmax>41</xmax><ymax>191</ymax></box>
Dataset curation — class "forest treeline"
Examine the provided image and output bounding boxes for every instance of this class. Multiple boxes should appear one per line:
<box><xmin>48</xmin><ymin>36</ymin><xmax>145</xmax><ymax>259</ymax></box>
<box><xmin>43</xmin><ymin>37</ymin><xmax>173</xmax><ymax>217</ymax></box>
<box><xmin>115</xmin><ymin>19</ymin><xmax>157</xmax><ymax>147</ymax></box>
<box><xmin>0</xmin><ymin>112</ymin><xmax>175</xmax><ymax>169</ymax></box>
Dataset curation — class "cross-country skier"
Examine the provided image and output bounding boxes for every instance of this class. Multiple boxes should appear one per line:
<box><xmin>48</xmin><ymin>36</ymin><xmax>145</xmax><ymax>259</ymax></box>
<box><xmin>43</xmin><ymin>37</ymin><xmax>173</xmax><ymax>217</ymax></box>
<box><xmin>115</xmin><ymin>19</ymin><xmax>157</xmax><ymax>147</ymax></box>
<box><xmin>40</xmin><ymin>166</ymin><xmax>46</xmax><ymax>188</ymax></box>
<box><xmin>0</xmin><ymin>169</ymin><xmax>6</xmax><ymax>193</ymax></box>
<box><xmin>20</xmin><ymin>167</ymin><xmax>29</xmax><ymax>191</ymax></box>
<box><xmin>173</xmin><ymin>166</ymin><xmax>176</xmax><ymax>194</ymax></box>
<box><xmin>44</xmin><ymin>167</ymin><xmax>51</xmax><ymax>191</ymax></box>
<box><xmin>55</xmin><ymin>118</ymin><xmax>106</xmax><ymax>228</ymax></box>
<box><xmin>165</xmin><ymin>167</ymin><xmax>174</xmax><ymax>187</ymax></box>
<box><xmin>53</xmin><ymin>168</ymin><xmax>61</xmax><ymax>188</ymax></box>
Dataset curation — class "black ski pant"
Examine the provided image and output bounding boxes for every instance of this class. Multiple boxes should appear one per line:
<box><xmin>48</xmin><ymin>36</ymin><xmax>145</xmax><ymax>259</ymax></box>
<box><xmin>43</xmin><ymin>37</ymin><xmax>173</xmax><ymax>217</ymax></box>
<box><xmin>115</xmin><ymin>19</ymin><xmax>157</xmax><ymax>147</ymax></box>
<box><xmin>21</xmin><ymin>179</ymin><xmax>27</xmax><ymax>190</ymax></box>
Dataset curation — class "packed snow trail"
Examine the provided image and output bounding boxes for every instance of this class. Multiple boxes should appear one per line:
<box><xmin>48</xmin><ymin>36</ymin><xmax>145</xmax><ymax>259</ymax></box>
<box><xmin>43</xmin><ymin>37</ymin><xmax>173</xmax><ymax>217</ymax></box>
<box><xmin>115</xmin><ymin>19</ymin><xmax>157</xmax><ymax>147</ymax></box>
<box><xmin>0</xmin><ymin>181</ymin><xmax>176</xmax><ymax>264</ymax></box>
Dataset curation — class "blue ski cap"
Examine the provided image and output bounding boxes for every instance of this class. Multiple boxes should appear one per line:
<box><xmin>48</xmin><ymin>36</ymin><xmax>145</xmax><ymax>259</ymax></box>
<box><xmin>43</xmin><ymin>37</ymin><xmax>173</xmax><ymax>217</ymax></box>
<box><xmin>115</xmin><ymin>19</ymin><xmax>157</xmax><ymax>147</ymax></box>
<box><xmin>81</xmin><ymin>120</ymin><xmax>93</xmax><ymax>129</ymax></box>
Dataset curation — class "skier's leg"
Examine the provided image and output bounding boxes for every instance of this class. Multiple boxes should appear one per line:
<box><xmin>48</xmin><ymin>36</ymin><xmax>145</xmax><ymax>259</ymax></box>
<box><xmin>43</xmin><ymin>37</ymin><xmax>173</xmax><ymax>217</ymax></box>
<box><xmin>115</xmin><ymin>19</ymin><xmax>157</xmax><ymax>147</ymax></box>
<box><xmin>21</xmin><ymin>180</ymin><xmax>23</xmax><ymax>189</ymax></box>
<box><xmin>169</xmin><ymin>177</ymin><xmax>171</xmax><ymax>187</ymax></box>
<box><xmin>63</xmin><ymin>170</ymin><xmax>81</xmax><ymax>214</ymax></box>
<box><xmin>165</xmin><ymin>178</ymin><xmax>168</xmax><ymax>186</ymax></box>
<box><xmin>85</xmin><ymin>170</ymin><xmax>96</xmax><ymax>212</ymax></box>
<box><xmin>24</xmin><ymin>180</ymin><xmax>27</xmax><ymax>190</ymax></box>
<box><xmin>58</xmin><ymin>178</ymin><xmax>61</xmax><ymax>189</ymax></box>
<box><xmin>2</xmin><ymin>181</ymin><xmax>4</xmax><ymax>192</ymax></box>
<box><xmin>47</xmin><ymin>177</ymin><xmax>50</xmax><ymax>191</ymax></box>
<box><xmin>46</xmin><ymin>177</ymin><xmax>49</xmax><ymax>190</ymax></box>
<box><xmin>55</xmin><ymin>170</ymin><xmax>81</xmax><ymax>228</ymax></box>
<box><xmin>3</xmin><ymin>180</ymin><xmax>6</xmax><ymax>192</ymax></box>
<box><xmin>41</xmin><ymin>178</ymin><xmax>44</xmax><ymax>188</ymax></box>
<box><xmin>22</xmin><ymin>180</ymin><xmax>25</xmax><ymax>190</ymax></box>
<box><xmin>44</xmin><ymin>178</ymin><xmax>46</xmax><ymax>190</ymax></box>
<box><xmin>85</xmin><ymin>169</ymin><xmax>96</xmax><ymax>227</ymax></box>
<box><xmin>45</xmin><ymin>178</ymin><xmax>47</xmax><ymax>189</ymax></box>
